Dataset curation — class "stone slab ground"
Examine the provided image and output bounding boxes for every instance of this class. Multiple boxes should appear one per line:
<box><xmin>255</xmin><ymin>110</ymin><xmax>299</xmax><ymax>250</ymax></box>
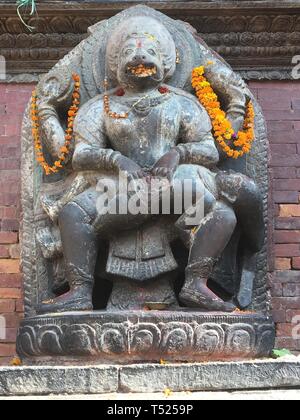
<box><xmin>0</xmin><ymin>358</ymin><xmax>300</xmax><ymax>397</ymax></box>
<box><xmin>1</xmin><ymin>390</ymin><xmax>300</xmax><ymax>400</ymax></box>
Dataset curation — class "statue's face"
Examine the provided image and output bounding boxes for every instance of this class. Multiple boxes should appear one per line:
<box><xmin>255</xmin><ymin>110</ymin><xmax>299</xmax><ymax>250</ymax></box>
<box><xmin>117</xmin><ymin>36</ymin><xmax>165</xmax><ymax>88</ymax></box>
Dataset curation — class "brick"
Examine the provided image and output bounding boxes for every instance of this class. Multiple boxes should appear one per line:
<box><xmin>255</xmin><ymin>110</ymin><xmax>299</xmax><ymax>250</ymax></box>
<box><xmin>274</xmin><ymin>191</ymin><xmax>299</xmax><ymax>204</ymax></box>
<box><xmin>275</xmin><ymin>258</ymin><xmax>291</xmax><ymax>270</ymax></box>
<box><xmin>274</xmin><ymin>179</ymin><xmax>300</xmax><ymax>191</ymax></box>
<box><xmin>0</xmin><ymin>206</ymin><xmax>17</xmax><ymax>219</ymax></box>
<box><xmin>273</xmin><ymin>167</ymin><xmax>297</xmax><ymax>179</ymax></box>
<box><xmin>1</xmin><ymin>219</ymin><xmax>19</xmax><ymax>231</ymax></box>
<box><xmin>9</xmin><ymin>244</ymin><xmax>20</xmax><ymax>259</ymax></box>
<box><xmin>275</xmin><ymin>337</ymin><xmax>300</xmax><ymax>351</ymax></box>
<box><xmin>264</xmin><ymin>110</ymin><xmax>300</xmax><ymax>121</ymax></box>
<box><xmin>271</xmin><ymin>283</ymin><xmax>282</xmax><ymax>297</ymax></box>
<box><xmin>292</xmin><ymin>99</ymin><xmax>300</xmax><ymax>110</ymax></box>
<box><xmin>0</xmin><ymin>159</ymin><xmax>20</xmax><ymax>170</ymax></box>
<box><xmin>271</xmin><ymin>144</ymin><xmax>297</xmax><ymax>155</ymax></box>
<box><xmin>275</xmin><ymin>244</ymin><xmax>300</xmax><ymax>257</ymax></box>
<box><xmin>259</xmin><ymin>97</ymin><xmax>291</xmax><ymax>111</ymax></box>
<box><xmin>0</xmin><ymin>328</ymin><xmax>17</xmax><ymax>343</ymax></box>
<box><xmin>283</xmin><ymin>284</ymin><xmax>300</xmax><ymax>297</ymax></box>
<box><xmin>272</xmin><ymin>155</ymin><xmax>300</xmax><ymax>167</ymax></box>
<box><xmin>0</xmin><ymin>193</ymin><xmax>18</xmax><ymax>206</ymax></box>
<box><xmin>272</xmin><ymin>309</ymin><xmax>286</xmax><ymax>323</ymax></box>
<box><xmin>276</xmin><ymin>218</ymin><xmax>300</xmax><ymax>230</ymax></box>
<box><xmin>0</xmin><ymin>232</ymin><xmax>17</xmax><ymax>244</ymax></box>
<box><xmin>279</xmin><ymin>205</ymin><xmax>300</xmax><ymax>217</ymax></box>
<box><xmin>0</xmin><ymin>357</ymin><xmax>13</xmax><ymax>366</ymax></box>
<box><xmin>0</xmin><ymin>288</ymin><xmax>21</xmax><ymax>299</ymax></box>
<box><xmin>0</xmin><ymin>274</ymin><xmax>22</xmax><ymax>288</ymax></box>
<box><xmin>286</xmin><ymin>309</ymin><xmax>300</xmax><ymax>322</ymax></box>
<box><xmin>276</xmin><ymin>323</ymin><xmax>296</xmax><ymax>337</ymax></box>
<box><xmin>272</xmin><ymin>297</ymin><xmax>300</xmax><ymax>310</ymax></box>
<box><xmin>258</xmin><ymin>85</ymin><xmax>296</xmax><ymax>96</ymax></box>
<box><xmin>15</xmin><ymin>299</ymin><xmax>24</xmax><ymax>313</ymax></box>
<box><xmin>0</xmin><ymin>245</ymin><xmax>9</xmax><ymax>258</ymax></box>
<box><xmin>274</xmin><ymin>230</ymin><xmax>300</xmax><ymax>244</ymax></box>
<box><xmin>0</xmin><ymin>181</ymin><xmax>20</xmax><ymax>194</ymax></box>
<box><xmin>274</xmin><ymin>270</ymin><xmax>300</xmax><ymax>283</ymax></box>
<box><xmin>0</xmin><ymin>344</ymin><xmax>16</xmax><ymax>357</ymax></box>
<box><xmin>2</xmin><ymin>313</ymin><xmax>22</xmax><ymax>328</ymax></box>
<box><xmin>0</xmin><ymin>299</ymin><xmax>15</xmax><ymax>313</ymax></box>
<box><xmin>269</xmin><ymin>132</ymin><xmax>300</xmax><ymax>144</ymax></box>
<box><xmin>0</xmin><ymin>145</ymin><xmax>20</xmax><ymax>159</ymax></box>
<box><xmin>292</xmin><ymin>257</ymin><xmax>300</xmax><ymax>270</ymax></box>
<box><xmin>0</xmin><ymin>259</ymin><xmax>20</xmax><ymax>274</ymax></box>
<box><xmin>267</xmin><ymin>121</ymin><xmax>293</xmax><ymax>133</ymax></box>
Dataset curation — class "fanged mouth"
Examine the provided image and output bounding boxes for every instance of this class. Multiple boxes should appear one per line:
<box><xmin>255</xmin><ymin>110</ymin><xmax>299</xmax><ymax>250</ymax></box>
<box><xmin>127</xmin><ymin>64</ymin><xmax>157</xmax><ymax>78</ymax></box>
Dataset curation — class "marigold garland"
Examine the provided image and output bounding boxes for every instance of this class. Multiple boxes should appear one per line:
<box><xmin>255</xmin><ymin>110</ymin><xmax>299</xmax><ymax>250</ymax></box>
<box><xmin>192</xmin><ymin>66</ymin><xmax>255</xmax><ymax>159</ymax></box>
<box><xmin>31</xmin><ymin>73</ymin><xmax>81</xmax><ymax>175</ymax></box>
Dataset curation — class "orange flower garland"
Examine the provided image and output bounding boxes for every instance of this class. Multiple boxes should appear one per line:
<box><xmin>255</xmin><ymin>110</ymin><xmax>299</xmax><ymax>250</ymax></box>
<box><xmin>31</xmin><ymin>73</ymin><xmax>81</xmax><ymax>175</ymax></box>
<box><xmin>192</xmin><ymin>66</ymin><xmax>255</xmax><ymax>159</ymax></box>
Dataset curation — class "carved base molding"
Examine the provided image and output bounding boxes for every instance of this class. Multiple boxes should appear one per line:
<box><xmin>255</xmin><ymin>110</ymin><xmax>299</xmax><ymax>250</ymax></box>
<box><xmin>1</xmin><ymin>1</ymin><xmax>299</xmax><ymax>81</ymax></box>
<box><xmin>16</xmin><ymin>311</ymin><xmax>275</xmax><ymax>364</ymax></box>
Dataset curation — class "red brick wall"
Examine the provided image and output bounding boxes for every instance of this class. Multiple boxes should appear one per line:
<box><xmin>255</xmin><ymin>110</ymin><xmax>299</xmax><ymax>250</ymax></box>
<box><xmin>249</xmin><ymin>81</ymin><xmax>300</xmax><ymax>352</ymax></box>
<box><xmin>0</xmin><ymin>81</ymin><xmax>299</xmax><ymax>364</ymax></box>
<box><xmin>0</xmin><ymin>84</ymin><xmax>34</xmax><ymax>365</ymax></box>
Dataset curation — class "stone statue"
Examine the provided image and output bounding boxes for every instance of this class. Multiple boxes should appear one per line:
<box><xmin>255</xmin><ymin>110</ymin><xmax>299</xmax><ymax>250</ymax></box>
<box><xmin>17</xmin><ymin>6</ymin><xmax>274</xmax><ymax>362</ymax></box>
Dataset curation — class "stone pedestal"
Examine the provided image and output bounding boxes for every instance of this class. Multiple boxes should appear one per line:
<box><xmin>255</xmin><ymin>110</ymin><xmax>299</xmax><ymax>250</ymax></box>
<box><xmin>1</xmin><ymin>358</ymin><xmax>300</xmax><ymax>396</ymax></box>
<box><xmin>17</xmin><ymin>310</ymin><xmax>275</xmax><ymax>365</ymax></box>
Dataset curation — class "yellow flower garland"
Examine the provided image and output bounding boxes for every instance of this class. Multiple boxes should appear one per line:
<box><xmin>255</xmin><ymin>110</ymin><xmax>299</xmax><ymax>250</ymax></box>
<box><xmin>31</xmin><ymin>73</ymin><xmax>81</xmax><ymax>175</ymax></box>
<box><xmin>192</xmin><ymin>66</ymin><xmax>255</xmax><ymax>159</ymax></box>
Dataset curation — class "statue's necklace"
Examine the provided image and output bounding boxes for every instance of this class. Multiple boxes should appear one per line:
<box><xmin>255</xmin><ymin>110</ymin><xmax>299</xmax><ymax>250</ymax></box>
<box><xmin>103</xmin><ymin>79</ymin><xmax>169</xmax><ymax>119</ymax></box>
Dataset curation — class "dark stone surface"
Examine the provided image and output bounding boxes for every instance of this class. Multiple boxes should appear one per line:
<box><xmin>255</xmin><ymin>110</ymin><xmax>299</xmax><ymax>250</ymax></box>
<box><xmin>1</xmin><ymin>358</ymin><xmax>300</xmax><ymax>396</ymax></box>
<box><xmin>16</xmin><ymin>311</ymin><xmax>275</xmax><ymax>363</ymax></box>
<box><xmin>18</xmin><ymin>5</ymin><xmax>273</xmax><ymax>365</ymax></box>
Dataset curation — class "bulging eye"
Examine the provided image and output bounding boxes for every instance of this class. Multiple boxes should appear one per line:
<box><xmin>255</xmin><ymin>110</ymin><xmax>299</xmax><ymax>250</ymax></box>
<box><xmin>147</xmin><ymin>49</ymin><xmax>156</xmax><ymax>56</ymax></box>
<box><xmin>124</xmin><ymin>48</ymin><xmax>134</xmax><ymax>56</ymax></box>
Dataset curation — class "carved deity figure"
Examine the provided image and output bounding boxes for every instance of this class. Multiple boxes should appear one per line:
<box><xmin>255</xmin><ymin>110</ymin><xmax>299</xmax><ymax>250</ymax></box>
<box><xmin>26</xmin><ymin>8</ymin><xmax>266</xmax><ymax>316</ymax></box>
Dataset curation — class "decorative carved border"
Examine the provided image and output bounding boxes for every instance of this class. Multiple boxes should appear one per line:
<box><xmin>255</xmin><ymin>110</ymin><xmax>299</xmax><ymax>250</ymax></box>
<box><xmin>17</xmin><ymin>311</ymin><xmax>275</xmax><ymax>362</ymax></box>
<box><xmin>0</xmin><ymin>1</ymin><xmax>299</xmax><ymax>81</ymax></box>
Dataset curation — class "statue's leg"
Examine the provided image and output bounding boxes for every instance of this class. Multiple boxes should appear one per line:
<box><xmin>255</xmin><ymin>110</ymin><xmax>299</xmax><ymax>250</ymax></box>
<box><xmin>179</xmin><ymin>201</ymin><xmax>237</xmax><ymax>312</ymax></box>
<box><xmin>37</xmin><ymin>187</ymin><xmax>152</xmax><ymax>314</ymax></box>
<box><xmin>173</xmin><ymin>165</ymin><xmax>236</xmax><ymax>312</ymax></box>
<box><xmin>37</xmin><ymin>191</ymin><xmax>99</xmax><ymax>314</ymax></box>
<box><xmin>216</xmin><ymin>171</ymin><xmax>264</xmax><ymax>308</ymax></box>
<box><xmin>216</xmin><ymin>172</ymin><xmax>264</xmax><ymax>253</ymax></box>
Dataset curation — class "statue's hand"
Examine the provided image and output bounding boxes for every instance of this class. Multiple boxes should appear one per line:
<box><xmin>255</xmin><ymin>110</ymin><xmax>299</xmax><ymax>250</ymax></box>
<box><xmin>116</xmin><ymin>155</ymin><xmax>145</xmax><ymax>182</ymax></box>
<box><xmin>152</xmin><ymin>149</ymin><xmax>180</xmax><ymax>181</ymax></box>
<box><xmin>227</xmin><ymin>112</ymin><xmax>244</xmax><ymax>134</ymax></box>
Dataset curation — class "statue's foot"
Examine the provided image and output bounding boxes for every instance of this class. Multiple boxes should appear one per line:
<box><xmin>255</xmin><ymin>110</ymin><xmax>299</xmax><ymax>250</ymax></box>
<box><xmin>37</xmin><ymin>286</ymin><xmax>93</xmax><ymax>314</ymax></box>
<box><xmin>179</xmin><ymin>279</ymin><xmax>236</xmax><ymax>312</ymax></box>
